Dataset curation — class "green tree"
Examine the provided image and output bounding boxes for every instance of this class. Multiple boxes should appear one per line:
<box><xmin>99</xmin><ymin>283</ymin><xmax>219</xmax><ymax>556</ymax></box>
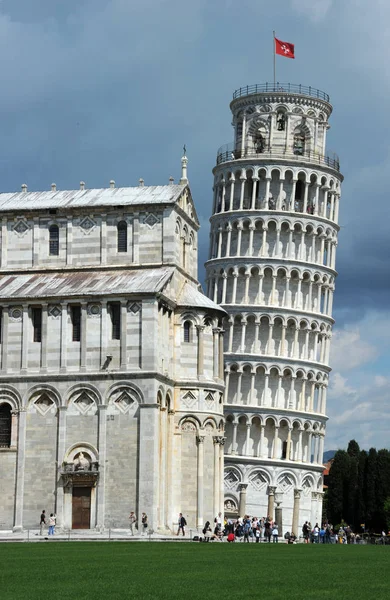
<box><xmin>365</xmin><ymin>448</ymin><xmax>378</xmax><ymax>530</ymax></box>
<box><xmin>327</xmin><ymin>450</ymin><xmax>350</xmax><ymax>524</ymax></box>
<box><xmin>355</xmin><ymin>450</ymin><xmax>367</xmax><ymax>530</ymax></box>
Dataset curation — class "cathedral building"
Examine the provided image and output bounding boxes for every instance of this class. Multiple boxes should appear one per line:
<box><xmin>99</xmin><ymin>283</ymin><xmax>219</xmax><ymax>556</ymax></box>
<box><xmin>206</xmin><ymin>83</ymin><xmax>343</xmax><ymax>533</ymax></box>
<box><xmin>0</xmin><ymin>159</ymin><xmax>226</xmax><ymax>532</ymax></box>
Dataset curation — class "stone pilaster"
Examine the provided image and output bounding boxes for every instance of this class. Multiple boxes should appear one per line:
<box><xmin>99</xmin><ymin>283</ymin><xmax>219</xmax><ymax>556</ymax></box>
<box><xmin>13</xmin><ymin>408</ymin><xmax>27</xmax><ymax>532</ymax></box>
<box><xmin>196</xmin><ymin>435</ymin><xmax>205</xmax><ymax>528</ymax></box>
<box><xmin>96</xmin><ymin>404</ymin><xmax>107</xmax><ymax>530</ymax></box>
<box><xmin>55</xmin><ymin>406</ymin><xmax>67</xmax><ymax>530</ymax></box>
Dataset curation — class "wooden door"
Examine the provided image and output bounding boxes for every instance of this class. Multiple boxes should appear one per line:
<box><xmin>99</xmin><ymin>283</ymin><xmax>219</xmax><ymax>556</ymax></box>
<box><xmin>72</xmin><ymin>487</ymin><xmax>91</xmax><ymax>529</ymax></box>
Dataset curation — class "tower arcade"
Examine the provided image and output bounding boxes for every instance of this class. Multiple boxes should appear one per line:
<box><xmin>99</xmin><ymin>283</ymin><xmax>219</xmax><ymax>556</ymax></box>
<box><xmin>206</xmin><ymin>83</ymin><xmax>343</xmax><ymax>533</ymax></box>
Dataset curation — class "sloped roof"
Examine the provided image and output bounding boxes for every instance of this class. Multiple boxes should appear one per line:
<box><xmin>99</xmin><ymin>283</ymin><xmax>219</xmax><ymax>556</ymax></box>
<box><xmin>0</xmin><ymin>268</ymin><xmax>174</xmax><ymax>299</ymax></box>
<box><xmin>0</xmin><ymin>185</ymin><xmax>186</xmax><ymax>212</ymax></box>
<box><xmin>177</xmin><ymin>282</ymin><xmax>227</xmax><ymax>314</ymax></box>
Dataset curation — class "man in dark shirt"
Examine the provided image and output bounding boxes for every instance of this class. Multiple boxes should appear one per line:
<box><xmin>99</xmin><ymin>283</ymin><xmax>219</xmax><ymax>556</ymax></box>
<box><xmin>40</xmin><ymin>510</ymin><xmax>46</xmax><ymax>535</ymax></box>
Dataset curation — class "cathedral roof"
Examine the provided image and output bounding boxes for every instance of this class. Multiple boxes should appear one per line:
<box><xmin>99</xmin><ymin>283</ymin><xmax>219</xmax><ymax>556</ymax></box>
<box><xmin>177</xmin><ymin>282</ymin><xmax>227</xmax><ymax>314</ymax></box>
<box><xmin>0</xmin><ymin>185</ymin><xmax>186</xmax><ymax>212</ymax></box>
<box><xmin>0</xmin><ymin>267</ymin><xmax>174</xmax><ymax>299</ymax></box>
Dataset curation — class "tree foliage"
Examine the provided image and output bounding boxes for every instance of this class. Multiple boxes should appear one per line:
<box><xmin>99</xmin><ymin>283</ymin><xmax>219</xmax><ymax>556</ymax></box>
<box><xmin>327</xmin><ymin>441</ymin><xmax>390</xmax><ymax>532</ymax></box>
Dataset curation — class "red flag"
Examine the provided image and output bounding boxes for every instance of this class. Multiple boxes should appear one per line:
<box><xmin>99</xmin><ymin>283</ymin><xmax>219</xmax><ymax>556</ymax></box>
<box><xmin>275</xmin><ymin>37</ymin><xmax>295</xmax><ymax>59</ymax></box>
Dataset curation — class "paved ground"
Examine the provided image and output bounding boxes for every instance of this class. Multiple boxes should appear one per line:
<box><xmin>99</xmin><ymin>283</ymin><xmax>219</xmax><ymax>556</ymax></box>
<box><xmin>0</xmin><ymin>528</ymin><xmax>201</xmax><ymax>542</ymax></box>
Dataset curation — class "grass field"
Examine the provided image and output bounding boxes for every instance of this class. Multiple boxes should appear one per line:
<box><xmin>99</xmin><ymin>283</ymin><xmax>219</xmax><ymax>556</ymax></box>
<box><xmin>1</xmin><ymin>542</ymin><xmax>389</xmax><ymax>599</ymax></box>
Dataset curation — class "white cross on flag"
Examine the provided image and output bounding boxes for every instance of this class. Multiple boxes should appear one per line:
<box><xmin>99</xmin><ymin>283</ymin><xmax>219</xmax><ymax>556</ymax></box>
<box><xmin>275</xmin><ymin>37</ymin><xmax>295</xmax><ymax>59</ymax></box>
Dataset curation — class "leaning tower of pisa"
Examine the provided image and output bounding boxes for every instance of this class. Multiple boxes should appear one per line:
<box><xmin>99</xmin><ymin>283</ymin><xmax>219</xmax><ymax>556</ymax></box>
<box><xmin>205</xmin><ymin>83</ymin><xmax>343</xmax><ymax>534</ymax></box>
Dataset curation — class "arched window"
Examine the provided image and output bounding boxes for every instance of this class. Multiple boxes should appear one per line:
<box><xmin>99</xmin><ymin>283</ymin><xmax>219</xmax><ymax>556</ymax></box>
<box><xmin>49</xmin><ymin>224</ymin><xmax>59</xmax><ymax>256</ymax></box>
<box><xmin>117</xmin><ymin>220</ymin><xmax>127</xmax><ymax>253</ymax></box>
<box><xmin>254</xmin><ymin>134</ymin><xmax>264</xmax><ymax>154</ymax></box>
<box><xmin>183</xmin><ymin>321</ymin><xmax>192</xmax><ymax>343</ymax></box>
<box><xmin>0</xmin><ymin>403</ymin><xmax>11</xmax><ymax>448</ymax></box>
<box><xmin>293</xmin><ymin>133</ymin><xmax>305</xmax><ymax>155</ymax></box>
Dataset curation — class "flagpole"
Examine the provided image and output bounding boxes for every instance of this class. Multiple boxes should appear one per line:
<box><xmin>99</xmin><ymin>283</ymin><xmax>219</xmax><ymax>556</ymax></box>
<box><xmin>273</xmin><ymin>30</ymin><xmax>276</xmax><ymax>90</ymax></box>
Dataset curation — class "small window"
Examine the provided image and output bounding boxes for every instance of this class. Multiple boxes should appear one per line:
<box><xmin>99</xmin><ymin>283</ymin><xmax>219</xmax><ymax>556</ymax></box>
<box><xmin>117</xmin><ymin>221</ymin><xmax>127</xmax><ymax>253</ymax></box>
<box><xmin>108</xmin><ymin>302</ymin><xmax>121</xmax><ymax>340</ymax></box>
<box><xmin>0</xmin><ymin>403</ymin><xmax>11</xmax><ymax>448</ymax></box>
<box><xmin>49</xmin><ymin>224</ymin><xmax>59</xmax><ymax>256</ymax></box>
<box><xmin>183</xmin><ymin>321</ymin><xmax>192</xmax><ymax>343</ymax></box>
<box><xmin>31</xmin><ymin>307</ymin><xmax>42</xmax><ymax>342</ymax></box>
<box><xmin>71</xmin><ymin>306</ymin><xmax>81</xmax><ymax>342</ymax></box>
<box><xmin>282</xmin><ymin>441</ymin><xmax>288</xmax><ymax>460</ymax></box>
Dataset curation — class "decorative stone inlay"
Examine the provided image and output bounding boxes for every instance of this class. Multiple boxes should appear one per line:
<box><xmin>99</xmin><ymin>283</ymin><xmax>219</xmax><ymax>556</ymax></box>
<box><xmin>278</xmin><ymin>474</ymin><xmax>294</xmax><ymax>492</ymax></box>
<box><xmin>181</xmin><ymin>420</ymin><xmax>196</xmax><ymax>432</ymax></box>
<box><xmin>10</xmin><ymin>307</ymin><xmax>23</xmax><ymax>322</ymax></box>
<box><xmin>88</xmin><ymin>303</ymin><xmax>101</xmax><ymax>317</ymax></box>
<box><xmin>302</xmin><ymin>478</ymin><xmax>313</xmax><ymax>495</ymax></box>
<box><xmin>144</xmin><ymin>213</ymin><xmax>159</xmax><ymax>228</ymax></box>
<box><xmin>13</xmin><ymin>219</ymin><xmax>29</xmax><ymax>236</ymax></box>
<box><xmin>34</xmin><ymin>393</ymin><xmax>55</xmax><ymax>416</ymax></box>
<box><xmin>204</xmin><ymin>391</ymin><xmax>214</xmax><ymax>405</ymax></box>
<box><xmin>127</xmin><ymin>302</ymin><xmax>141</xmax><ymax>314</ymax></box>
<box><xmin>249</xmin><ymin>471</ymin><xmax>268</xmax><ymax>491</ymax></box>
<box><xmin>224</xmin><ymin>469</ymin><xmax>240</xmax><ymax>489</ymax></box>
<box><xmin>73</xmin><ymin>391</ymin><xmax>95</xmax><ymax>414</ymax></box>
<box><xmin>79</xmin><ymin>216</ymin><xmax>96</xmax><ymax>234</ymax></box>
<box><xmin>48</xmin><ymin>305</ymin><xmax>61</xmax><ymax>319</ymax></box>
<box><xmin>113</xmin><ymin>390</ymin><xmax>135</xmax><ymax>414</ymax></box>
<box><xmin>182</xmin><ymin>390</ymin><xmax>197</xmax><ymax>408</ymax></box>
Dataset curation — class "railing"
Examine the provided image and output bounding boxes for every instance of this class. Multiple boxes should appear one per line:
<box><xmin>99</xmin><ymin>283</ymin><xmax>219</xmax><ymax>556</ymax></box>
<box><xmin>216</xmin><ymin>143</ymin><xmax>340</xmax><ymax>172</ymax></box>
<box><xmin>232</xmin><ymin>83</ymin><xmax>330</xmax><ymax>103</ymax></box>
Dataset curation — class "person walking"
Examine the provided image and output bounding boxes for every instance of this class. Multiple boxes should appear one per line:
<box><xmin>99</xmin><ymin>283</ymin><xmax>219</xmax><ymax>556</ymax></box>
<box><xmin>264</xmin><ymin>519</ymin><xmax>272</xmax><ymax>543</ymax></box>
<box><xmin>48</xmin><ymin>513</ymin><xmax>56</xmax><ymax>536</ymax></box>
<box><xmin>39</xmin><ymin>510</ymin><xmax>46</xmax><ymax>536</ymax></box>
<box><xmin>272</xmin><ymin>523</ymin><xmax>279</xmax><ymax>543</ymax></box>
<box><xmin>129</xmin><ymin>511</ymin><xmax>137</xmax><ymax>536</ymax></box>
<box><xmin>141</xmin><ymin>512</ymin><xmax>148</xmax><ymax>536</ymax></box>
<box><xmin>177</xmin><ymin>513</ymin><xmax>187</xmax><ymax>536</ymax></box>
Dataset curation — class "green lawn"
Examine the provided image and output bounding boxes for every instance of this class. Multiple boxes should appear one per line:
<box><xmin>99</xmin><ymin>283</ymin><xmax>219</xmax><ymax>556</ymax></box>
<box><xmin>0</xmin><ymin>542</ymin><xmax>389</xmax><ymax>599</ymax></box>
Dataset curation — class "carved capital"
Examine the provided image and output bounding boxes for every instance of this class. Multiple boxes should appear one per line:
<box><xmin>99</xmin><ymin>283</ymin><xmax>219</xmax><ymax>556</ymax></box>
<box><xmin>196</xmin><ymin>435</ymin><xmax>205</xmax><ymax>445</ymax></box>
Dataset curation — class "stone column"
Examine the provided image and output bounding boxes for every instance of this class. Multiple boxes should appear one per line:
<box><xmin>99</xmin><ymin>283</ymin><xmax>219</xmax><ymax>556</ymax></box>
<box><xmin>231</xmin><ymin>422</ymin><xmax>238</xmax><ymax>455</ymax></box>
<box><xmin>55</xmin><ymin>406</ymin><xmax>67</xmax><ymax>530</ymax></box>
<box><xmin>267</xmin><ymin>486</ymin><xmax>276</xmax><ymax>520</ymax></box>
<box><xmin>21</xmin><ymin>305</ymin><xmax>28</xmax><ymax>373</ymax></box>
<box><xmin>96</xmin><ymin>404</ymin><xmax>108</xmax><ymax>530</ymax></box>
<box><xmin>222</xmin><ymin>274</ymin><xmax>227</xmax><ymax>303</ymax></box>
<box><xmin>311</xmin><ymin>492</ymin><xmax>318</xmax><ymax>525</ymax></box>
<box><xmin>213</xmin><ymin>436</ymin><xmax>220</xmax><ymax>517</ymax></box>
<box><xmin>13</xmin><ymin>408</ymin><xmax>27</xmax><ymax>532</ymax></box>
<box><xmin>1</xmin><ymin>216</ymin><xmax>7</xmax><ymax>267</ymax></box>
<box><xmin>66</xmin><ymin>217</ymin><xmax>73</xmax><ymax>265</ymax></box>
<box><xmin>212</xmin><ymin>328</ymin><xmax>220</xmax><ymax>379</ymax></box>
<box><xmin>218</xmin><ymin>329</ymin><xmax>224</xmax><ymax>379</ymax></box>
<box><xmin>238</xmin><ymin>483</ymin><xmax>248</xmax><ymax>517</ymax></box>
<box><xmin>100</xmin><ymin>301</ymin><xmax>107</xmax><ymax>369</ymax></box>
<box><xmin>258</xmin><ymin>424</ymin><xmax>265</xmax><ymax>457</ymax></box>
<box><xmin>292</xmin><ymin>489</ymin><xmax>301</xmax><ymax>536</ymax></box>
<box><xmin>298</xmin><ymin>429</ymin><xmax>303</xmax><ymax>462</ymax></box>
<box><xmin>272</xmin><ymin>425</ymin><xmax>279</xmax><ymax>459</ymax></box>
<box><xmin>120</xmin><ymin>300</ymin><xmax>127</xmax><ymax>369</ymax></box>
<box><xmin>41</xmin><ymin>303</ymin><xmax>48</xmax><ymax>372</ymax></box>
<box><xmin>196</xmin><ymin>325</ymin><xmax>205</xmax><ymax>378</ymax></box>
<box><xmin>60</xmin><ymin>302</ymin><xmax>67</xmax><ymax>372</ymax></box>
<box><xmin>228</xmin><ymin>179</ymin><xmax>235</xmax><ymax>211</ymax></box>
<box><xmin>219</xmin><ymin>438</ymin><xmax>225</xmax><ymax>516</ymax></box>
<box><xmin>244</xmin><ymin>423</ymin><xmax>251</xmax><ymax>456</ymax></box>
<box><xmin>80</xmin><ymin>302</ymin><xmax>87</xmax><ymax>371</ymax></box>
<box><xmin>1</xmin><ymin>306</ymin><xmax>9</xmax><ymax>372</ymax></box>
<box><xmin>100</xmin><ymin>213</ymin><xmax>107</xmax><ymax>264</ymax></box>
<box><xmin>10</xmin><ymin>410</ymin><xmax>18</xmax><ymax>448</ymax></box>
<box><xmin>196</xmin><ymin>435</ymin><xmax>205</xmax><ymax>528</ymax></box>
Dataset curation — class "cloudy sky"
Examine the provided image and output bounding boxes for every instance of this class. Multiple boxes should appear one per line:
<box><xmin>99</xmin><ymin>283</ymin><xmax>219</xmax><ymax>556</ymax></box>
<box><xmin>0</xmin><ymin>0</ymin><xmax>388</xmax><ymax>451</ymax></box>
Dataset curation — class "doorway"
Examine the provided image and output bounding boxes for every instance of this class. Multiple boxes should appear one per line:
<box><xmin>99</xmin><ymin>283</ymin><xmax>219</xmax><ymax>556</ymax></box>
<box><xmin>72</xmin><ymin>487</ymin><xmax>91</xmax><ymax>529</ymax></box>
